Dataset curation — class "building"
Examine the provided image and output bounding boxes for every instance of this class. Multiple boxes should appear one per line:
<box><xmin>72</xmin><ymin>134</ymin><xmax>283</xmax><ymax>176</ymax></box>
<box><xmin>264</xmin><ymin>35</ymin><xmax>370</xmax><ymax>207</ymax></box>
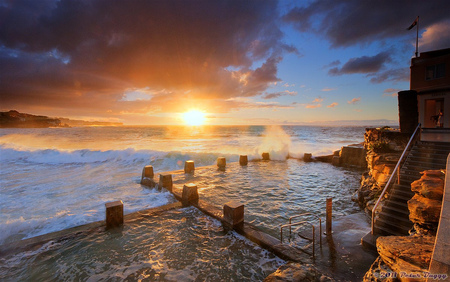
<box><xmin>399</xmin><ymin>48</ymin><xmax>450</xmax><ymax>139</ymax></box>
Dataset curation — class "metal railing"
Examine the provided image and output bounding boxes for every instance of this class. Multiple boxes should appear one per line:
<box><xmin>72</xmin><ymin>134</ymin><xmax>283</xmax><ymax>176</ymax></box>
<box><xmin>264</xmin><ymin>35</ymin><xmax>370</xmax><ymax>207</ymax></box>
<box><xmin>371</xmin><ymin>123</ymin><xmax>421</xmax><ymax>234</ymax></box>
<box><xmin>280</xmin><ymin>213</ymin><xmax>322</xmax><ymax>257</ymax></box>
<box><xmin>280</xmin><ymin>221</ymin><xmax>315</xmax><ymax>257</ymax></box>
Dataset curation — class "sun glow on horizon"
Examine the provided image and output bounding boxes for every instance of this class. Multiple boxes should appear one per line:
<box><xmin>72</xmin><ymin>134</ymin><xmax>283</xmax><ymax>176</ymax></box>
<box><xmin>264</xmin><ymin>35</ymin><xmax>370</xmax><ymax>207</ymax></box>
<box><xmin>183</xmin><ymin>110</ymin><xmax>206</xmax><ymax>126</ymax></box>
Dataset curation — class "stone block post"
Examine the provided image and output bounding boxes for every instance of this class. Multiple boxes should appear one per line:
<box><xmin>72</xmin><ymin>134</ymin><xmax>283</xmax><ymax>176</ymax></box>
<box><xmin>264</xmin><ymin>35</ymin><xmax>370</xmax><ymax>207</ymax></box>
<box><xmin>304</xmin><ymin>153</ymin><xmax>312</xmax><ymax>162</ymax></box>
<box><xmin>223</xmin><ymin>201</ymin><xmax>244</xmax><ymax>229</ymax></box>
<box><xmin>217</xmin><ymin>157</ymin><xmax>226</xmax><ymax>169</ymax></box>
<box><xmin>184</xmin><ymin>160</ymin><xmax>195</xmax><ymax>173</ymax></box>
<box><xmin>262</xmin><ymin>152</ymin><xmax>270</xmax><ymax>160</ymax></box>
<box><xmin>182</xmin><ymin>183</ymin><xmax>198</xmax><ymax>206</ymax></box>
<box><xmin>142</xmin><ymin>165</ymin><xmax>154</xmax><ymax>178</ymax></box>
<box><xmin>239</xmin><ymin>155</ymin><xmax>248</xmax><ymax>166</ymax></box>
<box><xmin>105</xmin><ymin>200</ymin><xmax>123</xmax><ymax>229</ymax></box>
<box><xmin>159</xmin><ymin>174</ymin><xmax>173</xmax><ymax>191</ymax></box>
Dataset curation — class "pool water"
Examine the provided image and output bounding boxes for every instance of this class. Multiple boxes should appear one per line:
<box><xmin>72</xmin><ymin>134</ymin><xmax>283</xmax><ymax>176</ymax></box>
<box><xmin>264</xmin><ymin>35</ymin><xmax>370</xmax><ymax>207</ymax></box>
<box><xmin>172</xmin><ymin>159</ymin><xmax>363</xmax><ymax>238</ymax></box>
<box><xmin>0</xmin><ymin>207</ymin><xmax>285</xmax><ymax>281</ymax></box>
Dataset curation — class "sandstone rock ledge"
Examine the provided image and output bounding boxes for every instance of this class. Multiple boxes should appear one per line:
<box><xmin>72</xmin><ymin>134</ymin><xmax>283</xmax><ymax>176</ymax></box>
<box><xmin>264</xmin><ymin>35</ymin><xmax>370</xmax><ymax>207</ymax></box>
<box><xmin>364</xmin><ymin>235</ymin><xmax>435</xmax><ymax>282</ymax></box>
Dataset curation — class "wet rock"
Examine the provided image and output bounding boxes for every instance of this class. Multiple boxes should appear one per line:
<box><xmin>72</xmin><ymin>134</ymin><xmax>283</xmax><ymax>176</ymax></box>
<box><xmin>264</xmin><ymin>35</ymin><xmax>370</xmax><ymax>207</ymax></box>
<box><xmin>264</xmin><ymin>262</ymin><xmax>334</xmax><ymax>282</ymax></box>
<box><xmin>363</xmin><ymin>256</ymin><xmax>396</xmax><ymax>282</ymax></box>
<box><xmin>408</xmin><ymin>194</ymin><xmax>442</xmax><ymax>227</ymax></box>
<box><xmin>376</xmin><ymin>235</ymin><xmax>434</xmax><ymax>275</ymax></box>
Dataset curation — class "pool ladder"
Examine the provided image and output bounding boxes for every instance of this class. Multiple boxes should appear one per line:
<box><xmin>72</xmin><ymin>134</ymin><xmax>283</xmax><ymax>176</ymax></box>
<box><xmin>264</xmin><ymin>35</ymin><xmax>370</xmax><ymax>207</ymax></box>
<box><xmin>280</xmin><ymin>213</ymin><xmax>322</xmax><ymax>258</ymax></box>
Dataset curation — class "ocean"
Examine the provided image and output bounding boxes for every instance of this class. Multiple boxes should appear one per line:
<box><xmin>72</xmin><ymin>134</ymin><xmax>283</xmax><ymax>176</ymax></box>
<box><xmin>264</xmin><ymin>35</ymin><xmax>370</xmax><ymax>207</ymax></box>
<box><xmin>0</xmin><ymin>125</ymin><xmax>367</xmax><ymax>245</ymax></box>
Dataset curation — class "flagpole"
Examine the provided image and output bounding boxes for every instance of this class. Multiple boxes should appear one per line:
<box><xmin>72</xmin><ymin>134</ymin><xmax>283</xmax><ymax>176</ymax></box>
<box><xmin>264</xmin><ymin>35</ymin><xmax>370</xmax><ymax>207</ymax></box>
<box><xmin>415</xmin><ymin>16</ymin><xmax>419</xmax><ymax>58</ymax></box>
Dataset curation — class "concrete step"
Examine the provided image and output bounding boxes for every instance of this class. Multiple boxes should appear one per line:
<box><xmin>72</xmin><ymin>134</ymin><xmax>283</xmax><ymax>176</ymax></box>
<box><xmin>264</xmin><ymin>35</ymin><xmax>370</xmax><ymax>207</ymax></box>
<box><xmin>374</xmin><ymin>218</ymin><xmax>411</xmax><ymax>236</ymax></box>
<box><xmin>407</xmin><ymin>154</ymin><xmax>448</xmax><ymax>163</ymax></box>
<box><xmin>389</xmin><ymin>190</ymin><xmax>414</xmax><ymax>202</ymax></box>
<box><xmin>378</xmin><ymin>211</ymin><xmax>412</xmax><ymax>228</ymax></box>
<box><xmin>381</xmin><ymin>205</ymin><xmax>410</xmax><ymax>218</ymax></box>
<box><xmin>417</xmin><ymin>141</ymin><xmax>450</xmax><ymax>149</ymax></box>
<box><xmin>400</xmin><ymin>163</ymin><xmax>445</xmax><ymax>174</ymax></box>
<box><xmin>391</xmin><ymin>184</ymin><xmax>413</xmax><ymax>192</ymax></box>
<box><xmin>384</xmin><ymin>199</ymin><xmax>408</xmax><ymax>210</ymax></box>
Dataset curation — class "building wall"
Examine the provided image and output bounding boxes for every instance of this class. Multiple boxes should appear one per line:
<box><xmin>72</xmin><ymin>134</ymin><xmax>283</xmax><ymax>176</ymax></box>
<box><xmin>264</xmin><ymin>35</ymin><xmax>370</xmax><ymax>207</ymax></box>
<box><xmin>410</xmin><ymin>48</ymin><xmax>450</xmax><ymax>129</ymax></box>
<box><xmin>410</xmin><ymin>49</ymin><xmax>450</xmax><ymax>92</ymax></box>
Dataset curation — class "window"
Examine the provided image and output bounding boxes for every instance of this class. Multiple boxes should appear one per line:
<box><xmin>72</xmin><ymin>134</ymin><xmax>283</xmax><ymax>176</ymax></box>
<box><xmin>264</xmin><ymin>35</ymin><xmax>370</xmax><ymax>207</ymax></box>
<box><xmin>426</xmin><ymin>63</ymin><xmax>445</xmax><ymax>80</ymax></box>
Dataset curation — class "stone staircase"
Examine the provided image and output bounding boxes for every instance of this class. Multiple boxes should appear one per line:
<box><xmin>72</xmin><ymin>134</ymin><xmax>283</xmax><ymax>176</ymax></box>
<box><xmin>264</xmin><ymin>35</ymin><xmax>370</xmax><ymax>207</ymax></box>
<box><xmin>363</xmin><ymin>140</ymin><xmax>450</xmax><ymax>249</ymax></box>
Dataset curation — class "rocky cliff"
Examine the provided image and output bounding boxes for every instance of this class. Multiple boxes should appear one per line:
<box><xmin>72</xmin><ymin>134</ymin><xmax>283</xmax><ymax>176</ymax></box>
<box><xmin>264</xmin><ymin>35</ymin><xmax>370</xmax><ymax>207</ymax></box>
<box><xmin>0</xmin><ymin>110</ymin><xmax>65</xmax><ymax>128</ymax></box>
<box><xmin>353</xmin><ymin>127</ymin><xmax>409</xmax><ymax>213</ymax></box>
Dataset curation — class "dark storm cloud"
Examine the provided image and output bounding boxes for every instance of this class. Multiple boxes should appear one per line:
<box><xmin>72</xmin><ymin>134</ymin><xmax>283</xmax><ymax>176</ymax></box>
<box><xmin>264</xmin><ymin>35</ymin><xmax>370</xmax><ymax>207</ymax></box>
<box><xmin>283</xmin><ymin>0</ymin><xmax>450</xmax><ymax>47</ymax></box>
<box><xmin>328</xmin><ymin>52</ymin><xmax>391</xmax><ymax>75</ymax></box>
<box><xmin>0</xmin><ymin>0</ymin><xmax>296</xmax><ymax>114</ymax></box>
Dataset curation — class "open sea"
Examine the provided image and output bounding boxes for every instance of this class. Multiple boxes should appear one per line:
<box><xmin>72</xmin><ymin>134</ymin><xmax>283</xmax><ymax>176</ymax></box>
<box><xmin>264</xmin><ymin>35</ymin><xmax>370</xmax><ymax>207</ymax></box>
<box><xmin>0</xmin><ymin>125</ymin><xmax>367</xmax><ymax>246</ymax></box>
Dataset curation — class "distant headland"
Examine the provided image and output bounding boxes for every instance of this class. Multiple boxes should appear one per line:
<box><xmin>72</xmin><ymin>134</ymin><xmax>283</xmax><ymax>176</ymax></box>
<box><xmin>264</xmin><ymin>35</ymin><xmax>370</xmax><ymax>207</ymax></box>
<box><xmin>0</xmin><ymin>110</ymin><xmax>123</xmax><ymax>128</ymax></box>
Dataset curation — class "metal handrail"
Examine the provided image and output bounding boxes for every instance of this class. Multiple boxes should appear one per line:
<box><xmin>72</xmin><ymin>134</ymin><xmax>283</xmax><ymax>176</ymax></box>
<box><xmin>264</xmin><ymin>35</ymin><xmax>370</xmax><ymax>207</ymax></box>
<box><xmin>288</xmin><ymin>213</ymin><xmax>322</xmax><ymax>246</ymax></box>
<box><xmin>371</xmin><ymin>123</ymin><xmax>421</xmax><ymax>234</ymax></box>
<box><xmin>280</xmin><ymin>221</ymin><xmax>315</xmax><ymax>257</ymax></box>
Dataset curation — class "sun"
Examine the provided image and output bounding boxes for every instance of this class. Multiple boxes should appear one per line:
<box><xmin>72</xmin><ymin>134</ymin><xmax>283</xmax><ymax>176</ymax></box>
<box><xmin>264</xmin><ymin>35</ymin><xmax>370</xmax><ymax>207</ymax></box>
<box><xmin>183</xmin><ymin>110</ymin><xmax>206</xmax><ymax>126</ymax></box>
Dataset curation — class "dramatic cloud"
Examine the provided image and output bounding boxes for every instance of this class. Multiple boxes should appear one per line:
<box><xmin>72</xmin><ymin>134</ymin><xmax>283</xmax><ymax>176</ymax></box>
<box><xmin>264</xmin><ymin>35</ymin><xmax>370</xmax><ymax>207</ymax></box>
<box><xmin>328</xmin><ymin>52</ymin><xmax>391</xmax><ymax>75</ymax></box>
<box><xmin>327</xmin><ymin>102</ymin><xmax>338</xmax><ymax>108</ymax></box>
<box><xmin>283</xmin><ymin>0</ymin><xmax>450</xmax><ymax>47</ymax></box>
<box><xmin>369</xmin><ymin>68</ymin><xmax>409</xmax><ymax>84</ymax></box>
<box><xmin>348</xmin><ymin>97</ymin><xmax>360</xmax><ymax>104</ymax></box>
<box><xmin>0</xmin><ymin>0</ymin><xmax>296</xmax><ymax>116</ymax></box>
<box><xmin>419</xmin><ymin>19</ymin><xmax>450</xmax><ymax>52</ymax></box>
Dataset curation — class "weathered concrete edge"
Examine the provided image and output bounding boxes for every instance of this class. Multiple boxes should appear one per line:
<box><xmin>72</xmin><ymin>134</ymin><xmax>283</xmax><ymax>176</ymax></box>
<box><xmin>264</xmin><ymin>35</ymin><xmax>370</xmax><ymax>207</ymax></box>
<box><xmin>0</xmin><ymin>202</ymin><xmax>182</xmax><ymax>256</ymax></box>
<box><xmin>428</xmin><ymin>154</ymin><xmax>450</xmax><ymax>280</ymax></box>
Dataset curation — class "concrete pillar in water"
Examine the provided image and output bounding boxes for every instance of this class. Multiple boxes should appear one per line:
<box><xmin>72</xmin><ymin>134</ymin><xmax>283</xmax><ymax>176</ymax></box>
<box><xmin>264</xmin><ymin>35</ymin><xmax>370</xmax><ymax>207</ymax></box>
<box><xmin>262</xmin><ymin>152</ymin><xmax>270</xmax><ymax>160</ymax></box>
<box><xmin>105</xmin><ymin>200</ymin><xmax>123</xmax><ymax>229</ymax></box>
<box><xmin>182</xmin><ymin>183</ymin><xmax>198</xmax><ymax>206</ymax></box>
<box><xmin>184</xmin><ymin>160</ymin><xmax>195</xmax><ymax>173</ymax></box>
<box><xmin>217</xmin><ymin>157</ymin><xmax>226</xmax><ymax>169</ymax></box>
<box><xmin>325</xmin><ymin>198</ymin><xmax>332</xmax><ymax>235</ymax></box>
<box><xmin>159</xmin><ymin>174</ymin><xmax>173</xmax><ymax>191</ymax></box>
<box><xmin>239</xmin><ymin>155</ymin><xmax>248</xmax><ymax>166</ymax></box>
<box><xmin>332</xmin><ymin>156</ymin><xmax>340</xmax><ymax>166</ymax></box>
<box><xmin>142</xmin><ymin>165</ymin><xmax>154</xmax><ymax>178</ymax></box>
<box><xmin>304</xmin><ymin>153</ymin><xmax>312</xmax><ymax>162</ymax></box>
<box><xmin>224</xmin><ymin>201</ymin><xmax>244</xmax><ymax>229</ymax></box>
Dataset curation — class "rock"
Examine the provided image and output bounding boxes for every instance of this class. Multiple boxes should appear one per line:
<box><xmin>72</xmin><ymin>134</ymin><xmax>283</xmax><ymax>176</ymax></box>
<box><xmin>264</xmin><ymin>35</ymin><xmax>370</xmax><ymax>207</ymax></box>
<box><xmin>408</xmin><ymin>194</ymin><xmax>442</xmax><ymax>226</ymax></box>
<box><xmin>410</xmin><ymin>173</ymin><xmax>444</xmax><ymax>200</ymax></box>
<box><xmin>420</xmin><ymin>170</ymin><xmax>445</xmax><ymax>178</ymax></box>
<box><xmin>363</xmin><ymin>256</ymin><xmax>397</xmax><ymax>282</ymax></box>
<box><xmin>264</xmin><ymin>263</ymin><xmax>334</xmax><ymax>282</ymax></box>
<box><xmin>376</xmin><ymin>235</ymin><xmax>434</xmax><ymax>276</ymax></box>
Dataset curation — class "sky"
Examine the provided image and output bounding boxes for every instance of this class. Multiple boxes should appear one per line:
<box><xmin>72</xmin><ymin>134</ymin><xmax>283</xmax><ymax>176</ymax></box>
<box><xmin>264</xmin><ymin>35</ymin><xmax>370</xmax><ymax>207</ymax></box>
<box><xmin>1</xmin><ymin>0</ymin><xmax>450</xmax><ymax>126</ymax></box>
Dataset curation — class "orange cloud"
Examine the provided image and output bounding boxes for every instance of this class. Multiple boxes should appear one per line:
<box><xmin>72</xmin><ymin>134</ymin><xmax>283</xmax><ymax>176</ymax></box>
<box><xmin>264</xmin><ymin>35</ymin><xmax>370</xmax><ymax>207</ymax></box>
<box><xmin>327</xmin><ymin>102</ymin><xmax>338</xmax><ymax>108</ymax></box>
<box><xmin>348</xmin><ymin>97</ymin><xmax>361</xmax><ymax>104</ymax></box>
